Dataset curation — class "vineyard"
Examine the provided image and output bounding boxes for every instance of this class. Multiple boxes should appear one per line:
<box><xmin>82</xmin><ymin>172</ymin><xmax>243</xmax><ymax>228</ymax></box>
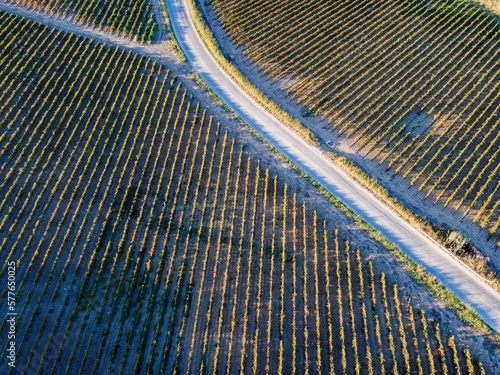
<box><xmin>210</xmin><ymin>0</ymin><xmax>500</xmax><ymax>238</ymax></box>
<box><xmin>4</xmin><ymin>0</ymin><xmax>156</xmax><ymax>42</ymax></box>
<box><xmin>0</xmin><ymin>9</ymin><xmax>497</xmax><ymax>374</ymax></box>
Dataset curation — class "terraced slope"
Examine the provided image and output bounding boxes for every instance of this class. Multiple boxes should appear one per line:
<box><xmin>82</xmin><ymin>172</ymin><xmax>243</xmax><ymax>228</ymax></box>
<box><xmin>211</xmin><ymin>0</ymin><xmax>500</xmax><ymax>239</ymax></box>
<box><xmin>3</xmin><ymin>0</ymin><xmax>156</xmax><ymax>42</ymax></box>
<box><xmin>0</xmin><ymin>10</ymin><xmax>496</xmax><ymax>374</ymax></box>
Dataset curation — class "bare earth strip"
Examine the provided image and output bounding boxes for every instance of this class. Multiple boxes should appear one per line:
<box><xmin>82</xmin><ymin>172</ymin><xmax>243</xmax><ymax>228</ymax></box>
<box><xmin>167</xmin><ymin>0</ymin><xmax>500</xmax><ymax>333</ymax></box>
<box><xmin>0</xmin><ymin>1</ymin><xmax>173</xmax><ymax>66</ymax></box>
<box><xmin>149</xmin><ymin>0</ymin><xmax>168</xmax><ymax>42</ymax></box>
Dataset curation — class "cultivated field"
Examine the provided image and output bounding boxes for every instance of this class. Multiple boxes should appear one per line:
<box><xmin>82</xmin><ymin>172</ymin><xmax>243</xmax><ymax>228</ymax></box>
<box><xmin>4</xmin><ymin>0</ymin><xmax>156</xmax><ymax>41</ymax></box>
<box><xmin>211</xmin><ymin>0</ymin><xmax>500</xmax><ymax>239</ymax></box>
<box><xmin>0</xmin><ymin>11</ymin><xmax>495</xmax><ymax>373</ymax></box>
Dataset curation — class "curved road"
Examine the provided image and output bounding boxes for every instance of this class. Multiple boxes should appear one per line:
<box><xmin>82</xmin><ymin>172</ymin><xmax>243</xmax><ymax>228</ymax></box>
<box><xmin>167</xmin><ymin>0</ymin><xmax>500</xmax><ymax>332</ymax></box>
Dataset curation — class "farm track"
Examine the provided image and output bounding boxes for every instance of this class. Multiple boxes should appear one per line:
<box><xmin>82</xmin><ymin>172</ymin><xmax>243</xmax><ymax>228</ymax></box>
<box><xmin>4</xmin><ymin>0</ymin><xmax>156</xmax><ymax>41</ymax></box>
<box><xmin>0</xmin><ymin>1</ymin><xmax>171</xmax><ymax>67</ymax></box>
<box><xmin>168</xmin><ymin>0</ymin><xmax>500</xmax><ymax>333</ymax></box>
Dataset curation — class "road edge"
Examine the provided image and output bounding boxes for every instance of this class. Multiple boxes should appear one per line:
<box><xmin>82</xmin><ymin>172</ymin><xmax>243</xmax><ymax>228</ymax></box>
<box><xmin>187</xmin><ymin>0</ymin><xmax>500</xmax><ymax>286</ymax></box>
<box><xmin>173</xmin><ymin>0</ymin><xmax>498</xmax><ymax>338</ymax></box>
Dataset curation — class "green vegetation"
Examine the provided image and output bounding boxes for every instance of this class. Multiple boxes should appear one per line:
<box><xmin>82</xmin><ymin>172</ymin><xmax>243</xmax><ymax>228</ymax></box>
<box><xmin>6</xmin><ymin>0</ymin><xmax>157</xmax><ymax>42</ymax></box>
<box><xmin>191</xmin><ymin>0</ymin><xmax>500</xmax><ymax>283</ymax></box>
<box><xmin>0</xmin><ymin>11</ymin><xmax>494</xmax><ymax>373</ymax></box>
<box><xmin>183</xmin><ymin>0</ymin><xmax>319</xmax><ymax>143</ymax></box>
<box><xmin>211</xmin><ymin>0</ymin><xmax>500</xmax><ymax>238</ymax></box>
